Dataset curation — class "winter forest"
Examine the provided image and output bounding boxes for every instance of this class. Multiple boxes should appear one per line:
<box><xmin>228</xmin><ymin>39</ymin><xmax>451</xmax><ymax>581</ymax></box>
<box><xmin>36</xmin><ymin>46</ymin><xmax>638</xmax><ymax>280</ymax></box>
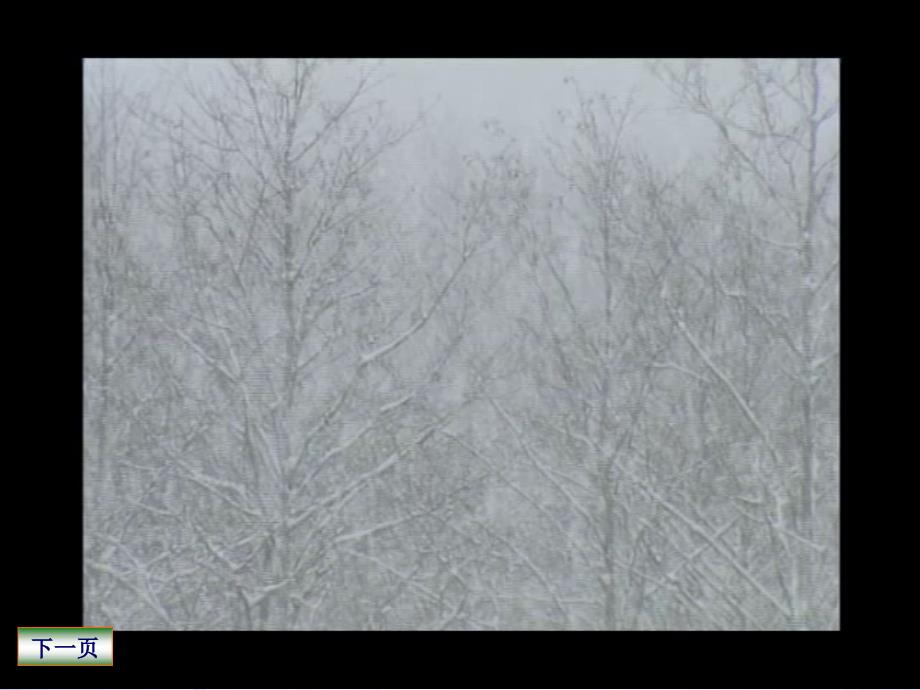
<box><xmin>84</xmin><ymin>58</ymin><xmax>839</xmax><ymax>630</ymax></box>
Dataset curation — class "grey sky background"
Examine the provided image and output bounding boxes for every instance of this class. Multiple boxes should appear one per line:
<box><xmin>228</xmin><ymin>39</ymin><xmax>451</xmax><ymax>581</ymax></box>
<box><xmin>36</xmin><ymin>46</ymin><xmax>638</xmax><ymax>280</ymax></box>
<box><xmin>91</xmin><ymin>57</ymin><xmax>719</xmax><ymax>171</ymax></box>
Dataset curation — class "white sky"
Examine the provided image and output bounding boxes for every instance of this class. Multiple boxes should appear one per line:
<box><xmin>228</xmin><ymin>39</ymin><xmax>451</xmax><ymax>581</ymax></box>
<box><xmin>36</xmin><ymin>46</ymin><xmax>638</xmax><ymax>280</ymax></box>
<box><xmin>90</xmin><ymin>57</ymin><xmax>719</xmax><ymax>172</ymax></box>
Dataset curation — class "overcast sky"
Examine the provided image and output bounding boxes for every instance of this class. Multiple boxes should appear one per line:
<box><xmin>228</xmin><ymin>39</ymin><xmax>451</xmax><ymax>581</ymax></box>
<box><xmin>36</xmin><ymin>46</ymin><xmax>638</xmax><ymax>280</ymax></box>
<box><xmin>90</xmin><ymin>58</ymin><xmax>719</xmax><ymax>173</ymax></box>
